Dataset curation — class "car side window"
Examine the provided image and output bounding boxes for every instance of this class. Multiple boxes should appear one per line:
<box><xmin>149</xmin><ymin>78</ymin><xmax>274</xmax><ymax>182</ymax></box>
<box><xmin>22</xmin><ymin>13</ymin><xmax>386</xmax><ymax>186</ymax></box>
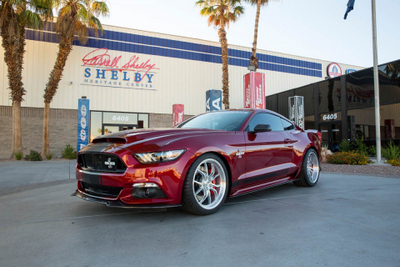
<box><xmin>281</xmin><ymin>118</ymin><xmax>295</xmax><ymax>131</ymax></box>
<box><xmin>247</xmin><ymin>113</ymin><xmax>284</xmax><ymax>132</ymax></box>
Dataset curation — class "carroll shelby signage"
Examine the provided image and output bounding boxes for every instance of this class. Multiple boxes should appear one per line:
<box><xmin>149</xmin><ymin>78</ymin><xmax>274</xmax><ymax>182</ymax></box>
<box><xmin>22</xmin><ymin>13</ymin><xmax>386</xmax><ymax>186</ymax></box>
<box><xmin>81</xmin><ymin>48</ymin><xmax>158</xmax><ymax>90</ymax></box>
<box><xmin>327</xmin><ymin>63</ymin><xmax>342</xmax><ymax>78</ymax></box>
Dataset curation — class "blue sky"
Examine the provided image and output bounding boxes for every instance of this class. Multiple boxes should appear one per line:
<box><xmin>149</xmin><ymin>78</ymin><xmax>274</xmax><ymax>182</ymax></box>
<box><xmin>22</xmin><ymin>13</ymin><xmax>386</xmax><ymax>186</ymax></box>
<box><xmin>100</xmin><ymin>0</ymin><xmax>400</xmax><ymax>68</ymax></box>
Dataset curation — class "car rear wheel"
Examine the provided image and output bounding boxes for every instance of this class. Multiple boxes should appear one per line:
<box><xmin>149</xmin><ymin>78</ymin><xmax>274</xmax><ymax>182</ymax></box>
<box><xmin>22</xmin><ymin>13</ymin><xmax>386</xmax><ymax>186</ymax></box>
<box><xmin>182</xmin><ymin>154</ymin><xmax>229</xmax><ymax>215</ymax></box>
<box><xmin>294</xmin><ymin>149</ymin><xmax>320</xmax><ymax>187</ymax></box>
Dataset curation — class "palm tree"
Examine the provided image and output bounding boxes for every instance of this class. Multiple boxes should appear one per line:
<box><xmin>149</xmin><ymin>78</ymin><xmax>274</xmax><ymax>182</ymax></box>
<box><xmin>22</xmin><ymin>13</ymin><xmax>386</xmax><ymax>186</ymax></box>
<box><xmin>42</xmin><ymin>0</ymin><xmax>109</xmax><ymax>157</ymax></box>
<box><xmin>0</xmin><ymin>0</ymin><xmax>52</xmax><ymax>158</ymax></box>
<box><xmin>245</xmin><ymin>0</ymin><xmax>271</xmax><ymax>71</ymax></box>
<box><xmin>196</xmin><ymin>0</ymin><xmax>244</xmax><ymax>109</ymax></box>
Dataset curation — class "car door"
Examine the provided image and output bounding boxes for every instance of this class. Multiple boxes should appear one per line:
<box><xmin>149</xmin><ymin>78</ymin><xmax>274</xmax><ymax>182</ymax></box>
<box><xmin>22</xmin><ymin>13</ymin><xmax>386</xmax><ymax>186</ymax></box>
<box><xmin>242</xmin><ymin>113</ymin><xmax>295</xmax><ymax>188</ymax></box>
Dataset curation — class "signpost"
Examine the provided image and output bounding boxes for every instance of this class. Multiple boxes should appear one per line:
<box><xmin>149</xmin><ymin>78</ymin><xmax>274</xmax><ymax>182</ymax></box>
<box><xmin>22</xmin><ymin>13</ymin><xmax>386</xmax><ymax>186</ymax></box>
<box><xmin>173</xmin><ymin>104</ymin><xmax>184</xmax><ymax>126</ymax></box>
<box><xmin>77</xmin><ymin>98</ymin><xmax>90</xmax><ymax>152</ymax></box>
<box><xmin>243</xmin><ymin>72</ymin><xmax>265</xmax><ymax>109</ymax></box>
<box><xmin>288</xmin><ymin>96</ymin><xmax>304</xmax><ymax>129</ymax></box>
<box><xmin>206</xmin><ymin>90</ymin><xmax>222</xmax><ymax>112</ymax></box>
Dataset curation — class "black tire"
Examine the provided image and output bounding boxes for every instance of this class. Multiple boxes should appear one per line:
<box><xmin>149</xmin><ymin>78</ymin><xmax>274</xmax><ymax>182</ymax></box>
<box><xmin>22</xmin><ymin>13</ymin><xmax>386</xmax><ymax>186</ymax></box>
<box><xmin>181</xmin><ymin>153</ymin><xmax>229</xmax><ymax>215</ymax></box>
<box><xmin>293</xmin><ymin>149</ymin><xmax>320</xmax><ymax>187</ymax></box>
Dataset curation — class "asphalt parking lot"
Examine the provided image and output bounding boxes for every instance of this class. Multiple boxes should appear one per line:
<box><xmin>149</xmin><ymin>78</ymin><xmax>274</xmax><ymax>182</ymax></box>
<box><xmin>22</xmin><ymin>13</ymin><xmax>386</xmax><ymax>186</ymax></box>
<box><xmin>0</xmin><ymin>161</ymin><xmax>399</xmax><ymax>267</ymax></box>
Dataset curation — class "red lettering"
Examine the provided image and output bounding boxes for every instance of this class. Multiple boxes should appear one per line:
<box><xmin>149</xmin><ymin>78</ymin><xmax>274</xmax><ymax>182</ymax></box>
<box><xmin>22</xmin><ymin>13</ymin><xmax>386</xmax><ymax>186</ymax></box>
<box><xmin>82</xmin><ymin>48</ymin><xmax>121</xmax><ymax>68</ymax></box>
<box><xmin>82</xmin><ymin>48</ymin><xmax>158</xmax><ymax>83</ymax></box>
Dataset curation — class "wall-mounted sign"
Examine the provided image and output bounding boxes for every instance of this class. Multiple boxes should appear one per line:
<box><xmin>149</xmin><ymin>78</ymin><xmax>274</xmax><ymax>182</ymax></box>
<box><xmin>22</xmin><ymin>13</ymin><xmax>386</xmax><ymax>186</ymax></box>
<box><xmin>206</xmin><ymin>89</ymin><xmax>222</xmax><ymax>112</ymax></box>
<box><xmin>327</xmin><ymin>63</ymin><xmax>342</xmax><ymax>78</ymax></box>
<box><xmin>320</xmin><ymin>112</ymin><xmax>341</xmax><ymax>122</ymax></box>
<box><xmin>173</xmin><ymin>104</ymin><xmax>184</xmax><ymax>126</ymax></box>
<box><xmin>81</xmin><ymin>48</ymin><xmax>159</xmax><ymax>90</ymax></box>
<box><xmin>77</xmin><ymin>98</ymin><xmax>90</xmax><ymax>152</ymax></box>
<box><xmin>288</xmin><ymin>96</ymin><xmax>304</xmax><ymax>129</ymax></box>
<box><xmin>243</xmin><ymin>72</ymin><xmax>265</xmax><ymax>109</ymax></box>
<box><xmin>346</xmin><ymin>69</ymin><xmax>357</xmax><ymax>74</ymax></box>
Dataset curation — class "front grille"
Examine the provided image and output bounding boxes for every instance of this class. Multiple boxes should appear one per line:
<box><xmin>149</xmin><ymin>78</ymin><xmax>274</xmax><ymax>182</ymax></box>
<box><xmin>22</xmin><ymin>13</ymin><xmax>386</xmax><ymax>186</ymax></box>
<box><xmin>78</xmin><ymin>153</ymin><xmax>127</xmax><ymax>173</ymax></box>
<box><xmin>81</xmin><ymin>182</ymin><xmax>123</xmax><ymax>198</ymax></box>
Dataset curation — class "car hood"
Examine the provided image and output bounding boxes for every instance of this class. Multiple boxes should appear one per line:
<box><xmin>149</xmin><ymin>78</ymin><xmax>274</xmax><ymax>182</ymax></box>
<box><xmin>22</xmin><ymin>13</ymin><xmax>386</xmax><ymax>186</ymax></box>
<box><xmin>90</xmin><ymin>128</ymin><xmax>231</xmax><ymax>153</ymax></box>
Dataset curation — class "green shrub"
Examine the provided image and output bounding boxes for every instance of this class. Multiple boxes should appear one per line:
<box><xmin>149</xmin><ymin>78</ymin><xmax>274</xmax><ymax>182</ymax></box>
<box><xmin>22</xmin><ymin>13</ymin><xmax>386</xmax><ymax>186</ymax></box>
<box><xmin>14</xmin><ymin>151</ymin><xmax>23</xmax><ymax>160</ymax></box>
<box><xmin>24</xmin><ymin>150</ymin><xmax>42</xmax><ymax>161</ymax></box>
<box><xmin>327</xmin><ymin>151</ymin><xmax>372</xmax><ymax>165</ymax></box>
<box><xmin>354</xmin><ymin>137</ymin><xmax>368</xmax><ymax>156</ymax></box>
<box><xmin>382</xmin><ymin>141</ymin><xmax>400</xmax><ymax>160</ymax></box>
<box><xmin>46</xmin><ymin>153</ymin><xmax>53</xmax><ymax>160</ymax></box>
<box><xmin>339</xmin><ymin>139</ymin><xmax>351</xmax><ymax>152</ymax></box>
<box><xmin>62</xmin><ymin>144</ymin><xmax>77</xmax><ymax>159</ymax></box>
<box><xmin>367</xmin><ymin>145</ymin><xmax>376</xmax><ymax>157</ymax></box>
<box><xmin>387</xmin><ymin>158</ymin><xmax>400</xmax><ymax>166</ymax></box>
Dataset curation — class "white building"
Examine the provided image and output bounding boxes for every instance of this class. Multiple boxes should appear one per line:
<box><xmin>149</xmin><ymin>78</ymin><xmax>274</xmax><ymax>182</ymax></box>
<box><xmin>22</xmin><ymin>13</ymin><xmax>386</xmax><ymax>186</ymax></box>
<box><xmin>0</xmin><ymin>23</ymin><xmax>362</xmax><ymax>158</ymax></box>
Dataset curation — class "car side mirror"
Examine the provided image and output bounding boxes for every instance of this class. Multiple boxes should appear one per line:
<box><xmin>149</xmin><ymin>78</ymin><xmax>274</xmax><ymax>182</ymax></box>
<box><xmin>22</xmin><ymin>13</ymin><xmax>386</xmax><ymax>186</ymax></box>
<box><xmin>249</xmin><ymin>124</ymin><xmax>272</xmax><ymax>134</ymax></box>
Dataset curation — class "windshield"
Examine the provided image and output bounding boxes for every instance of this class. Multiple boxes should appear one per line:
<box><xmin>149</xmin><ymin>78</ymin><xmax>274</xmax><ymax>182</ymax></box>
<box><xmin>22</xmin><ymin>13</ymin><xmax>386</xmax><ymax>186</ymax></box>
<box><xmin>178</xmin><ymin>111</ymin><xmax>251</xmax><ymax>131</ymax></box>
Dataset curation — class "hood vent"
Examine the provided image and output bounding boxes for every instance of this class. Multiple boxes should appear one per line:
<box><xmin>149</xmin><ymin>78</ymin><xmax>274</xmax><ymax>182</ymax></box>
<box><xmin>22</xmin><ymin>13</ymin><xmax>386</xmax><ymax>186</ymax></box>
<box><xmin>92</xmin><ymin>137</ymin><xmax>126</xmax><ymax>144</ymax></box>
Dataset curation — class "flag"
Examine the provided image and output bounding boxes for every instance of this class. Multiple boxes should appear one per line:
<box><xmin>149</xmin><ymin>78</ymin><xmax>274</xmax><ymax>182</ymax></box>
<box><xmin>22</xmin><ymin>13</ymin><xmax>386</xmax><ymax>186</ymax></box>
<box><xmin>344</xmin><ymin>0</ymin><xmax>355</xmax><ymax>20</ymax></box>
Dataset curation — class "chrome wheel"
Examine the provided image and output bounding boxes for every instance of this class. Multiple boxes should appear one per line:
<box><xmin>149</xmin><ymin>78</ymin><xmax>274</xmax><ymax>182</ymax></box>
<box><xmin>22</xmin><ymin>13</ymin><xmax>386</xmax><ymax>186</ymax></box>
<box><xmin>192</xmin><ymin>158</ymin><xmax>227</xmax><ymax>210</ymax></box>
<box><xmin>306</xmin><ymin>150</ymin><xmax>319</xmax><ymax>184</ymax></box>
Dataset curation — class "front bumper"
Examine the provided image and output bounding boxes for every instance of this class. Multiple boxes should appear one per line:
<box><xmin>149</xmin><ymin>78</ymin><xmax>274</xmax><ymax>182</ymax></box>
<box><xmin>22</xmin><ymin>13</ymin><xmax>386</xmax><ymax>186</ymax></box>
<box><xmin>72</xmin><ymin>189</ymin><xmax>181</xmax><ymax>209</ymax></box>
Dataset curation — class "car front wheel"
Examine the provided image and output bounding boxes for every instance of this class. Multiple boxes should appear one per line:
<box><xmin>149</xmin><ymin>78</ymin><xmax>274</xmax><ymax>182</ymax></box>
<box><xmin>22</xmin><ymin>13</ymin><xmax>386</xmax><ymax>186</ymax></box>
<box><xmin>182</xmin><ymin>154</ymin><xmax>229</xmax><ymax>215</ymax></box>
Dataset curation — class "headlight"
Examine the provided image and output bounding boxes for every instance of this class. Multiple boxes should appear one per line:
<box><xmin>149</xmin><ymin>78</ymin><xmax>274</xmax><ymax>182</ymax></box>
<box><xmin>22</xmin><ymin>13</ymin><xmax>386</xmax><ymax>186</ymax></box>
<box><xmin>134</xmin><ymin>149</ymin><xmax>186</xmax><ymax>164</ymax></box>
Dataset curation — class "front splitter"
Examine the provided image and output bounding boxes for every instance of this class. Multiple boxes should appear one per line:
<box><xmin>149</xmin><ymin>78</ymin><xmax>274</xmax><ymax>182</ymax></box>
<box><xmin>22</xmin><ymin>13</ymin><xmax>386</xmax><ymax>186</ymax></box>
<box><xmin>72</xmin><ymin>190</ymin><xmax>181</xmax><ymax>209</ymax></box>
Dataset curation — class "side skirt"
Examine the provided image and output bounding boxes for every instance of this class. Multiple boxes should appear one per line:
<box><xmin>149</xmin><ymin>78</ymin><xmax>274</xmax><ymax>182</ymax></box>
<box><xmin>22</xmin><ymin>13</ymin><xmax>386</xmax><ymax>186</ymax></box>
<box><xmin>229</xmin><ymin>177</ymin><xmax>299</xmax><ymax>198</ymax></box>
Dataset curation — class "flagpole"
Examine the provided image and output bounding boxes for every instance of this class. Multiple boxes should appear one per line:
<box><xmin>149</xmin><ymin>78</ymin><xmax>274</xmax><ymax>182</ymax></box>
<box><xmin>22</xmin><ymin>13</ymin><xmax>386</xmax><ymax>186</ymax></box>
<box><xmin>371</xmin><ymin>0</ymin><xmax>381</xmax><ymax>162</ymax></box>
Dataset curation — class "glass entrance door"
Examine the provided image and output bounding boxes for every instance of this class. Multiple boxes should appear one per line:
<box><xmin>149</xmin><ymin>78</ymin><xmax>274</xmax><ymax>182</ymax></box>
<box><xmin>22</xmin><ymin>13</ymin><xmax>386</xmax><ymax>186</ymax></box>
<box><xmin>102</xmin><ymin>124</ymin><xmax>137</xmax><ymax>135</ymax></box>
<box><xmin>319</xmin><ymin>122</ymin><xmax>342</xmax><ymax>152</ymax></box>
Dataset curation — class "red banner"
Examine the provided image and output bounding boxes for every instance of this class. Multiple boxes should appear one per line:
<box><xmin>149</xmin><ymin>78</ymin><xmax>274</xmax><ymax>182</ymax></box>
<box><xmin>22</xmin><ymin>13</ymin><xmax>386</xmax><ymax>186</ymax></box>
<box><xmin>243</xmin><ymin>72</ymin><xmax>265</xmax><ymax>109</ymax></box>
<box><xmin>173</xmin><ymin>104</ymin><xmax>184</xmax><ymax>126</ymax></box>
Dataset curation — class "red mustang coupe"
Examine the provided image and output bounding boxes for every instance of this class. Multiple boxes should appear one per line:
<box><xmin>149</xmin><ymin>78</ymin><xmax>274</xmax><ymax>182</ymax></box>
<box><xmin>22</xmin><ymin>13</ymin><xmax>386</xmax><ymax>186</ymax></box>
<box><xmin>74</xmin><ymin>109</ymin><xmax>321</xmax><ymax>215</ymax></box>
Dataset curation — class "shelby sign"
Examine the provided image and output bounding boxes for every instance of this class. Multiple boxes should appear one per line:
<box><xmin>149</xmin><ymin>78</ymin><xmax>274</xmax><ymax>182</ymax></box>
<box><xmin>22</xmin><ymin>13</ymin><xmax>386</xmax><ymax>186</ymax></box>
<box><xmin>288</xmin><ymin>96</ymin><xmax>304</xmax><ymax>130</ymax></box>
<box><xmin>243</xmin><ymin>72</ymin><xmax>265</xmax><ymax>109</ymax></box>
<box><xmin>77</xmin><ymin>98</ymin><xmax>89</xmax><ymax>152</ymax></box>
<box><xmin>206</xmin><ymin>90</ymin><xmax>222</xmax><ymax>112</ymax></box>
<box><xmin>81</xmin><ymin>48</ymin><xmax>158</xmax><ymax>90</ymax></box>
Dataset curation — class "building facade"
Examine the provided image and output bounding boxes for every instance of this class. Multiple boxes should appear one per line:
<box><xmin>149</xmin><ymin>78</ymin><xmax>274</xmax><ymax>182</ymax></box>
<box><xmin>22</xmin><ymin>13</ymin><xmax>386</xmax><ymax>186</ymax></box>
<box><xmin>0</xmin><ymin>23</ymin><xmax>361</xmax><ymax>158</ymax></box>
<box><xmin>266</xmin><ymin>60</ymin><xmax>400</xmax><ymax>151</ymax></box>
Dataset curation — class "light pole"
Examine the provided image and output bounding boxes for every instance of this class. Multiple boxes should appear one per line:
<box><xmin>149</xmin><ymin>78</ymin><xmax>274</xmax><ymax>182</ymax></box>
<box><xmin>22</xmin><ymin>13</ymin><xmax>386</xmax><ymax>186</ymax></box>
<box><xmin>371</xmin><ymin>0</ymin><xmax>381</xmax><ymax>162</ymax></box>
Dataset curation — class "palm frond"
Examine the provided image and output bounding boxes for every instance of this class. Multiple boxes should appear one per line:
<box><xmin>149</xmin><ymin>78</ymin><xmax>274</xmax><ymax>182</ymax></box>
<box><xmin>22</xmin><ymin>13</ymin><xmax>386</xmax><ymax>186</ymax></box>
<box><xmin>21</xmin><ymin>9</ymin><xmax>43</xmax><ymax>29</ymax></box>
<box><xmin>91</xmin><ymin>1</ymin><xmax>109</xmax><ymax>17</ymax></box>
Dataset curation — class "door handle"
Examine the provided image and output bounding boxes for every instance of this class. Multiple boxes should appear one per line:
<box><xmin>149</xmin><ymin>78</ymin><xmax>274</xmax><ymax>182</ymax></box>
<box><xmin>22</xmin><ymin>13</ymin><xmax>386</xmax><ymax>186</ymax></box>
<box><xmin>284</xmin><ymin>138</ymin><xmax>292</xmax><ymax>143</ymax></box>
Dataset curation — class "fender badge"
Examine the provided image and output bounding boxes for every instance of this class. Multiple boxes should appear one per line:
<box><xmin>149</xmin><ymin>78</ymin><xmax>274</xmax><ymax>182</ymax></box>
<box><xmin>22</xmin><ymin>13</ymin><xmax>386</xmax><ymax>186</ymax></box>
<box><xmin>236</xmin><ymin>149</ymin><xmax>244</xmax><ymax>158</ymax></box>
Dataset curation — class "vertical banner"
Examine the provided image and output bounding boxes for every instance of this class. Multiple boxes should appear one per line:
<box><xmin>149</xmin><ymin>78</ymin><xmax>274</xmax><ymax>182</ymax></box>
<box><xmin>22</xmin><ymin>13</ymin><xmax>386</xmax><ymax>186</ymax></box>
<box><xmin>288</xmin><ymin>96</ymin><xmax>304</xmax><ymax>129</ymax></box>
<box><xmin>206</xmin><ymin>90</ymin><xmax>222</xmax><ymax>112</ymax></box>
<box><xmin>243</xmin><ymin>72</ymin><xmax>265</xmax><ymax>109</ymax></box>
<box><xmin>173</xmin><ymin>104</ymin><xmax>184</xmax><ymax>127</ymax></box>
<box><xmin>77</xmin><ymin>98</ymin><xmax>90</xmax><ymax>152</ymax></box>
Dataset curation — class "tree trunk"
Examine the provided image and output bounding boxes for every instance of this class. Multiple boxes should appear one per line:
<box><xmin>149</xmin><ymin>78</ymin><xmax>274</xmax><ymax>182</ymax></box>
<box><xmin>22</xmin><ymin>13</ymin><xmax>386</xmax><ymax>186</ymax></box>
<box><xmin>250</xmin><ymin>0</ymin><xmax>262</xmax><ymax>70</ymax></box>
<box><xmin>218</xmin><ymin>27</ymin><xmax>229</xmax><ymax>110</ymax></box>
<box><xmin>12</xmin><ymin>100</ymin><xmax>22</xmax><ymax>157</ymax></box>
<box><xmin>42</xmin><ymin>102</ymin><xmax>50</xmax><ymax>157</ymax></box>
<box><xmin>1</xmin><ymin>3</ymin><xmax>25</xmax><ymax>157</ymax></box>
<box><xmin>42</xmin><ymin>33</ymin><xmax>75</xmax><ymax>157</ymax></box>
